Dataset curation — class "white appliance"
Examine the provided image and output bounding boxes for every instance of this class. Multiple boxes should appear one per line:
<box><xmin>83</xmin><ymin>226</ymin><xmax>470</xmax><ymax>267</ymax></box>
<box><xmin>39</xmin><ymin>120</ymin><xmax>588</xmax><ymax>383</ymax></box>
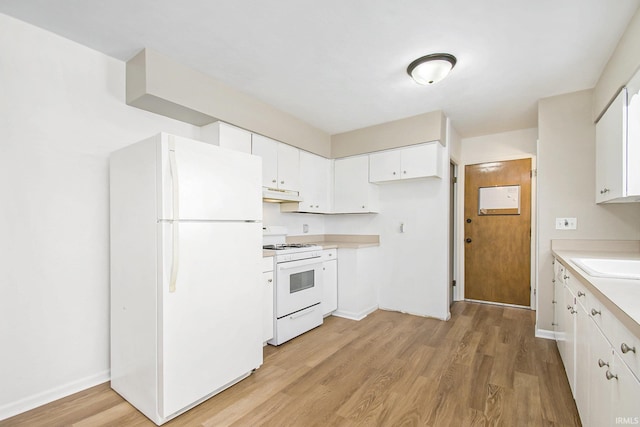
<box><xmin>263</xmin><ymin>228</ymin><xmax>324</xmax><ymax>345</ymax></box>
<box><xmin>109</xmin><ymin>133</ymin><xmax>263</xmax><ymax>425</ymax></box>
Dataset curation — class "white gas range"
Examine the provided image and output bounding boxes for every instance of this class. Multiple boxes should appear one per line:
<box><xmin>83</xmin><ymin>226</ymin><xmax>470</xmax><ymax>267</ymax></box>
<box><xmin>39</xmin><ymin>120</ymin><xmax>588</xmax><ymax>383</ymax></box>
<box><xmin>263</xmin><ymin>227</ymin><xmax>324</xmax><ymax>345</ymax></box>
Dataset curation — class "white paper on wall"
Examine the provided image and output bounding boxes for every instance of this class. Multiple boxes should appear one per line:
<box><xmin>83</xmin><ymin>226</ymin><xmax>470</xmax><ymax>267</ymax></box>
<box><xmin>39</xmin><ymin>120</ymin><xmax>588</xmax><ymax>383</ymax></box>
<box><xmin>478</xmin><ymin>185</ymin><xmax>520</xmax><ymax>215</ymax></box>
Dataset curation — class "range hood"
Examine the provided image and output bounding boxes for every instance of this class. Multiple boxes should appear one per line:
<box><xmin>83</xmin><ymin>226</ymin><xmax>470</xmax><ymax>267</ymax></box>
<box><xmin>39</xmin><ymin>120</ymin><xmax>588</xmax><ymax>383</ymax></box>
<box><xmin>262</xmin><ymin>188</ymin><xmax>303</xmax><ymax>203</ymax></box>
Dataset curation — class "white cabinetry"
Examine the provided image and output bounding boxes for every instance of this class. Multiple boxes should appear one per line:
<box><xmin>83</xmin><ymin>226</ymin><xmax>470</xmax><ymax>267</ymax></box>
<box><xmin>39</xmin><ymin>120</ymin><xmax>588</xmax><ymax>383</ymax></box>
<box><xmin>334</xmin><ymin>247</ymin><xmax>379</xmax><ymax>320</ymax></box>
<box><xmin>595</xmin><ymin>69</ymin><xmax>640</xmax><ymax>203</ymax></box>
<box><xmin>321</xmin><ymin>249</ymin><xmax>338</xmax><ymax>316</ymax></box>
<box><xmin>333</xmin><ymin>155</ymin><xmax>379</xmax><ymax>213</ymax></box>
<box><xmin>369</xmin><ymin>142</ymin><xmax>442</xmax><ymax>183</ymax></box>
<box><xmin>612</xmin><ymin>351</ymin><xmax>640</xmax><ymax>425</ymax></box>
<box><xmin>553</xmin><ymin>257</ymin><xmax>640</xmax><ymax>426</ymax></box>
<box><xmin>200</xmin><ymin>121</ymin><xmax>252</xmax><ymax>153</ymax></box>
<box><xmin>262</xmin><ymin>257</ymin><xmax>274</xmax><ymax>343</ymax></box>
<box><xmin>556</xmin><ymin>269</ymin><xmax>577</xmax><ymax>394</ymax></box>
<box><xmin>252</xmin><ymin>134</ymin><xmax>300</xmax><ymax>192</ymax></box>
<box><xmin>281</xmin><ymin>151</ymin><xmax>332</xmax><ymax>213</ymax></box>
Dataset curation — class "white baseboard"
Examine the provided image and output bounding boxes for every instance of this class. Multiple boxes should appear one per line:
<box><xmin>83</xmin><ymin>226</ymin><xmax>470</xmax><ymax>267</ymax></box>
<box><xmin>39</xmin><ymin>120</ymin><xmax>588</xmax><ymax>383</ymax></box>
<box><xmin>332</xmin><ymin>305</ymin><xmax>378</xmax><ymax>321</ymax></box>
<box><xmin>0</xmin><ymin>369</ymin><xmax>110</xmax><ymax>422</ymax></box>
<box><xmin>378</xmin><ymin>306</ymin><xmax>450</xmax><ymax>321</ymax></box>
<box><xmin>535</xmin><ymin>328</ymin><xmax>556</xmax><ymax>340</ymax></box>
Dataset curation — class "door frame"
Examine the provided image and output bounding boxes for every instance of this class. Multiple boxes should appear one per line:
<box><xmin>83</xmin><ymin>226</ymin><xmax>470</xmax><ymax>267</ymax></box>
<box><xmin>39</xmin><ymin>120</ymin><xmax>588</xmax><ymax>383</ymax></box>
<box><xmin>455</xmin><ymin>154</ymin><xmax>537</xmax><ymax>310</ymax></box>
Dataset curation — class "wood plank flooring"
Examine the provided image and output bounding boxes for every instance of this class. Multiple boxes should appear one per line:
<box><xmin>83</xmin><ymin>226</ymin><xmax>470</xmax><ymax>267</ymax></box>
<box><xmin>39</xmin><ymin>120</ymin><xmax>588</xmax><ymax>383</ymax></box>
<box><xmin>1</xmin><ymin>302</ymin><xmax>581</xmax><ymax>426</ymax></box>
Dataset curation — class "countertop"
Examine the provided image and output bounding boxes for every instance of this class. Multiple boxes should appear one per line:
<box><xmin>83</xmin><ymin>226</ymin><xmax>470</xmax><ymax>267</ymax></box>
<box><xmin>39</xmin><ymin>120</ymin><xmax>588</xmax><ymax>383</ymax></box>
<box><xmin>262</xmin><ymin>234</ymin><xmax>380</xmax><ymax>257</ymax></box>
<box><xmin>551</xmin><ymin>239</ymin><xmax>640</xmax><ymax>339</ymax></box>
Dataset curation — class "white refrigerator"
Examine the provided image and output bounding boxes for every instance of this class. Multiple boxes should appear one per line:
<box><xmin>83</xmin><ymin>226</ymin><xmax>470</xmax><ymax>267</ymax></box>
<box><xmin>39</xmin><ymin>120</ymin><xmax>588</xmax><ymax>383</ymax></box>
<box><xmin>109</xmin><ymin>133</ymin><xmax>263</xmax><ymax>425</ymax></box>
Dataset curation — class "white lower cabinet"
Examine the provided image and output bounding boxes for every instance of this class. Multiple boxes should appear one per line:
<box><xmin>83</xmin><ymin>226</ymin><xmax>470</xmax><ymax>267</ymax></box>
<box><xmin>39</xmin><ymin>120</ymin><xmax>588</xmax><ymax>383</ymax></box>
<box><xmin>554</xmin><ymin>257</ymin><xmax>640</xmax><ymax>426</ymax></box>
<box><xmin>612</xmin><ymin>351</ymin><xmax>640</xmax><ymax>425</ymax></box>
<box><xmin>262</xmin><ymin>257</ymin><xmax>274</xmax><ymax>343</ymax></box>
<box><xmin>334</xmin><ymin>247</ymin><xmax>379</xmax><ymax>320</ymax></box>
<box><xmin>587</xmin><ymin>320</ymin><xmax>614</xmax><ymax>427</ymax></box>
<box><xmin>321</xmin><ymin>249</ymin><xmax>338</xmax><ymax>316</ymax></box>
<box><xmin>560</xmin><ymin>282</ymin><xmax>577</xmax><ymax>394</ymax></box>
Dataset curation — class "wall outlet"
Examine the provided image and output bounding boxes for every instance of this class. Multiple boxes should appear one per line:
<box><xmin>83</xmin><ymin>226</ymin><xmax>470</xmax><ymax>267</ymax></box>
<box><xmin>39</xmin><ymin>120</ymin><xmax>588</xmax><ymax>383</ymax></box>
<box><xmin>555</xmin><ymin>217</ymin><xmax>577</xmax><ymax>230</ymax></box>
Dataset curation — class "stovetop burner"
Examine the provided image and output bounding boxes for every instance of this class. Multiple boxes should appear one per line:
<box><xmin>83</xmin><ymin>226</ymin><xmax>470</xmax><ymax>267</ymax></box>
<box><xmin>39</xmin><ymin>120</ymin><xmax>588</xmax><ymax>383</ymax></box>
<box><xmin>262</xmin><ymin>243</ymin><xmax>315</xmax><ymax>250</ymax></box>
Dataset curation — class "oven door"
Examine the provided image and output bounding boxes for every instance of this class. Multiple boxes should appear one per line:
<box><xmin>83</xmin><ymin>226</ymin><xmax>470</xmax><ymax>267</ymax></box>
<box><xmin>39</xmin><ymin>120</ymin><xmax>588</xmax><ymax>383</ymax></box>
<box><xmin>276</xmin><ymin>258</ymin><xmax>323</xmax><ymax>318</ymax></box>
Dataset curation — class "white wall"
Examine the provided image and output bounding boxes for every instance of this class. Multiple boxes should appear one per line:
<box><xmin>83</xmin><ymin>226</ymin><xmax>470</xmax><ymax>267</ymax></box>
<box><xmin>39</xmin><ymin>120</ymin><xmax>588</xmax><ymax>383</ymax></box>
<box><xmin>0</xmin><ymin>14</ymin><xmax>199</xmax><ymax>419</ymax></box>
<box><xmin>325</xmin><ymin>145</ymin><xmax>451</xmax><ymax>321</ymax></box>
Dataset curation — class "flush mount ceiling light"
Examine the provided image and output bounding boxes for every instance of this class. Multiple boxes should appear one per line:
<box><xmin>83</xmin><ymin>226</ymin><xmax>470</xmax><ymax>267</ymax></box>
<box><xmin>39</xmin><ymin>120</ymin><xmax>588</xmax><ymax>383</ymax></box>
<box><xmin>407</xmin><ymin>53</ymin><xmax>457</xmax><ymax>85</ymax></box>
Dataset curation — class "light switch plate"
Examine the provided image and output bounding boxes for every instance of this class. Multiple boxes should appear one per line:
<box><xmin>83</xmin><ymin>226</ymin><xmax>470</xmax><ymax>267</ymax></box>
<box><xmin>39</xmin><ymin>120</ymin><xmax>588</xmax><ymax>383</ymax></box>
<box><xmin>555</xmin><ymin>217</ymin><xmax>577</xmax><ymax>230</ymax></box>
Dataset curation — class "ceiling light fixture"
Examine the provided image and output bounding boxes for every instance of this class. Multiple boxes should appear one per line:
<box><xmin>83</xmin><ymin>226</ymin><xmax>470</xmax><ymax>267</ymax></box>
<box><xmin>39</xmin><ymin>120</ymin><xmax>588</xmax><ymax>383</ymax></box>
<box><xmin>407</xmin><ymin>53</ymin><xmax>457</xmax><ymax>85</ymax></box>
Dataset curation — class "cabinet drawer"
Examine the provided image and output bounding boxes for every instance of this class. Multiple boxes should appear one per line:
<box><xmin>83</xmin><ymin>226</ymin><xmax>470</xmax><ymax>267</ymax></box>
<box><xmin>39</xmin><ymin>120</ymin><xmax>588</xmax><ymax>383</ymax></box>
<box><xmin>612</xmin><ymin>318</ymin><xmax>640</xmax><ymax>379</ymax></box>
<box><xmin>569</xmin><ymin>277</ymin><xmax>589</xmax><ymax>310</ymax></box>
<box><xmin>272</xmin><ymin>304</ymin><xmax>322</xmax><ymax>345</ymax></box>
<box><xmin>320</xmin><ymin>249</ymin><xmax>337</xmax><ymax>261</ymax></box>
<box><xmin>262</xmin><ymin>256</ymin><xmax>274</xmax><ymax>272</ymax></box>
<box><xmin>587</xmin><ymin>296</ymin><xmax>618</xmax><ymax>346</ymax></box>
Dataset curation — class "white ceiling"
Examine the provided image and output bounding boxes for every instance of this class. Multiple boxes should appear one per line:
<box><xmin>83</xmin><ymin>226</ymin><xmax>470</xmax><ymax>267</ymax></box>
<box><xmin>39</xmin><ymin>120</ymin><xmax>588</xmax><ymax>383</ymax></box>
<box><xmin>1</xmin><ymin>0</ymin><xmax>639</xmax><ymax>137</ymax></box>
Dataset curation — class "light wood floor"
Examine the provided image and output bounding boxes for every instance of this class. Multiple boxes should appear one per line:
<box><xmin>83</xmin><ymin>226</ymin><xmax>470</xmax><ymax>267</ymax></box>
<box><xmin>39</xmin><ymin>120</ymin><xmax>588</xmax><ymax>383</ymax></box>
<box><xmin>1</xmin><ymin>302</ymin><xmax>581</xmax><ymax>426</ymax></box>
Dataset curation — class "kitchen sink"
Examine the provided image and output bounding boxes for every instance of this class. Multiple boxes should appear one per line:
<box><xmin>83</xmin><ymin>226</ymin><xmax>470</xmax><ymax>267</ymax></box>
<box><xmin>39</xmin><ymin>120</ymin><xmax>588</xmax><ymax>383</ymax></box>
<box><xmin>571</xmin><ymin>257</ymin><xmax>640</xmax><ymax>280</ymax></box>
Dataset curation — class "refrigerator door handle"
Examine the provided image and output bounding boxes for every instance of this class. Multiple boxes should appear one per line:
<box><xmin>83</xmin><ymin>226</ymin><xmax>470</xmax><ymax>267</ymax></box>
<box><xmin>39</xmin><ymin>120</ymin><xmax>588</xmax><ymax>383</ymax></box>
<box><xmin>168</xmin><ymin>136</ymin><xmax>179</xmax><ymax>293</ymax></box>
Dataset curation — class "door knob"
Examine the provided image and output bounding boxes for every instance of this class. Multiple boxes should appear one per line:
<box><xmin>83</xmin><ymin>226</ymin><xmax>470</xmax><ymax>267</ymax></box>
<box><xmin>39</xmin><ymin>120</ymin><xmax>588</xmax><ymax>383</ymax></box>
<box><xmin>465</xmin><ymin>238</ymin><xmax>472</xmax><ymax>243</ymax></box>
<box><xmin>466</xmin><ymin>218</ymin><xmax>472</xmax><ymax>223</ymax></box>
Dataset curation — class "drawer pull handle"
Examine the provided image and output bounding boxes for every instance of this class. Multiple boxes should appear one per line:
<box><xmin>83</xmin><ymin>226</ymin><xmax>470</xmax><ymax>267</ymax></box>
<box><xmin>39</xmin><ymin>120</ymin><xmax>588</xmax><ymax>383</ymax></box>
<box><xmin>577</xmin><ymin>291</ymin><xmax>585</xmax><ymax>297</ymax></box>
<box><xmin>290</xmin><ymin>308</ymin><xmax>315</xmax><ymax>320</ymax></box>
<box><xmin>621</xmin><ymin>343</ymin><xmax>637</xmax><ymax>354</ymax></box>
<box><xmin>267</xmin><ymin>279</ymin><xmax>273</xmax><ymax>283</ymax></box>
<box><xmin>567</xmin><ymin>304</ymin><xmax>572</xmax><ymax>310</ymax></box>
<box><xmin>564</xmin><ymin>275</ymin><xmax>570</xmax><ymax>280</ymax></box>
<box><xmin>605</xmin><ymin>370</ymin><xmax>618</xmax><ymax>381</ymax></box>
<box><xmin>591</xmin><ymin>309</ymin><xmax>601</xmax><ymax>316</ymax></box>
<box><xmin>598</xmin><ymin>359</ymin><xmax>609</xmax><ymax>368</ymax></box>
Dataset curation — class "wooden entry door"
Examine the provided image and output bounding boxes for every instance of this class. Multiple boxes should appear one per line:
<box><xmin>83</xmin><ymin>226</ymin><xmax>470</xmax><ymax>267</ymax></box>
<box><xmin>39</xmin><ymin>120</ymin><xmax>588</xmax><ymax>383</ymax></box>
<box><xmin>464</xmin><ymin>158</ymin><xmax>531</xmax><ymax>306</ymax></box>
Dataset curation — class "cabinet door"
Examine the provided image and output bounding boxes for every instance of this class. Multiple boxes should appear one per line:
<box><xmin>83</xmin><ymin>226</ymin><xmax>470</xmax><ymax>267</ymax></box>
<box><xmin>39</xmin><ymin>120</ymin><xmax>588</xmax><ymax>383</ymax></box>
<box><xmin>611</xmin><ymin>351</ymin><xmax>640</xmax><ymax>425</ymax></box>
<box><xmin>561</xmin><ymin>284</ymin><xmax>577</xmax><ymax>395</ymax></box>
<box><xmin>595</xmin><ymin>89</ymin><xmax>626</xmax><ymax>203</ymax></box>
<box><xmin>334</xmin><ymin>156</ymin><xmax>378</xmax><ymax>213</ymax></box>
<box><xmin>262</xmin><ymin>271</ymin><xmax>274</xmax><ymax>342</ymax></box>
<box><xmin>588</xmin><ymin>320</ymin><xmax>613</xmax><ymax>427</ymax></box>
<box><xmin>277</xmin><ymin>143</ymin><xmax>300</xmax><ymax>191</ymax></box>
<box><xmin>401</xmin><ymin>142</ymin><xmax>442</xmax><ymax>179</ymax></box>
<box><xmin>299</xmin><ymin>151</ymin><xmax>331</xmax><ymax>212</ymax></box>
<box><xmin>321</xmin><ymin>259</ymin><xmax>338</xmax><ymax>316</ymax></box>
<box><xmin>574</xmin><ymin>304</ymin><xmax>590</xmax><ymax>420</ymax></box>
<box><xmin>627</xmin><ymin>74</ymin><xmax>640</xmax><ymax>197</ymax></box>
<box><xmin>252</xmin><ymin>134</ymin><xmax>278</xmax><ymax>189</ymax></box>
<box><xmin>369</xmin><ymin>150</ymin><xmax>400</xmax><ymax>183</ymax></box>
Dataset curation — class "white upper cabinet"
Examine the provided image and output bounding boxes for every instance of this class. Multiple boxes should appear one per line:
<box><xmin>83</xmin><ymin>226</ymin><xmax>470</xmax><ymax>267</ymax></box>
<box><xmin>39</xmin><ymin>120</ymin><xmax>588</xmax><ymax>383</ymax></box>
<box><xmin>277</xmin><ymin>143</ymin><xmax>300</xmax><ymax>192</ymax></box>
<box><xmin>281</xmin><ymin>150</ymin><xmax>332</xmax><ymax>213</ymax></box>
<box><xmin>595</xmin><ymin>69</ymin><xmax>640</xmax><ymax>203</ymax></box>
<box><xmin>333</xmin><ymin>155</ymin><xmax>379</xmax><ymax>213</ymax></box>
<box><xmin>369</xmin><ymin>142</ymin><xmax>443</xmax><ymax>183</ymax></box>
<box><xmin>252</xmin><ymin>134</ymin><xmax>300</xmax><ymax>192</ymax></box>
<box><xmin>200</xmin><ymin>121</ymin><xmax>252</xmax><ymax>154</ymax></box>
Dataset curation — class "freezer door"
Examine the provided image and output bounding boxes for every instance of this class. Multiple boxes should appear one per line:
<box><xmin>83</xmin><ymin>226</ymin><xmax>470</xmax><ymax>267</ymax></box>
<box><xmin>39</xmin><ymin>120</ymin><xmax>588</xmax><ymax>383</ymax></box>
<box><xmin>159</xmin><ymin>134</ymin><xmax>262</xmax><ymax>221</ymax></box>
<box><xmin>159</xmin><ymin>221</ymin><xmax>263</xmax><ymax>418</ymax></box>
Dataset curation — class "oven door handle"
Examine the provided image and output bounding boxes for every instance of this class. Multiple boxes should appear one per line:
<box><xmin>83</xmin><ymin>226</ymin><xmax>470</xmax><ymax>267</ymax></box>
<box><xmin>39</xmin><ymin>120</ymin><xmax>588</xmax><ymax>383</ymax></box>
<box><xmin>277</xmin><ymin>257</ymin><xmax>322</xmax><ymax>272</ymax></box>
